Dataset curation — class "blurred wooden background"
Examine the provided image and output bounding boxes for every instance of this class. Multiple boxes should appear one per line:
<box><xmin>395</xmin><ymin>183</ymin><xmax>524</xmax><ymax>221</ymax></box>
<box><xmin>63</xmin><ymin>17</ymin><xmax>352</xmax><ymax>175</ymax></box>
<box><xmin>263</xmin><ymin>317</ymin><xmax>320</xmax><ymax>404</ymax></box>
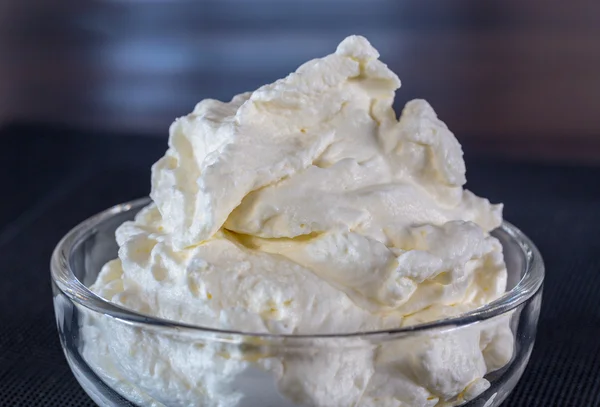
<box><xmin>1</xmin><ymin>0</ymin><xmax>599</xmax><ymax>162</ymax></box>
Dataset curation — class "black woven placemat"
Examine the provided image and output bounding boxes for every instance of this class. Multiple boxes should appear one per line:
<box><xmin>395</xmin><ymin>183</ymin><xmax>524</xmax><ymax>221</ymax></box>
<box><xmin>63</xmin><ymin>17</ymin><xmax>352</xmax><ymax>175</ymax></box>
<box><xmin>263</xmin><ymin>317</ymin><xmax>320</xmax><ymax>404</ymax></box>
<box><xmin>1</xmin><ymin>123</ymin><xmax>599</xmax><ymax>407</ymax></box>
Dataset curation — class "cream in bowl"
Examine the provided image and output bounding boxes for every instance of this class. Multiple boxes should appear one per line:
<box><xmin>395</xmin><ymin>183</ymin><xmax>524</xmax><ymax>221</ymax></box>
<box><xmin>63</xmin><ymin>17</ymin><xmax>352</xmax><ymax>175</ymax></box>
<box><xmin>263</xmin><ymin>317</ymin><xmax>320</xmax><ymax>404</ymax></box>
<box><xmin>51</xmin><ymin>36</ymin><xmax>544</xmax><ymax>407</ymax></box>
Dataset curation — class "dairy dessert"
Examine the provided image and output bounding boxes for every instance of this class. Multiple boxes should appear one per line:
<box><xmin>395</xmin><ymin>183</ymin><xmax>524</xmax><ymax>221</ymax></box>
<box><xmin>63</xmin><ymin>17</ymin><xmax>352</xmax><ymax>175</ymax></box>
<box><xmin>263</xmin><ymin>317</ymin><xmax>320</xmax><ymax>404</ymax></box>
<box><xmin>82</xmin><ymin>36</ymin><xmax>513</xmax><ymax>407</ymax></box>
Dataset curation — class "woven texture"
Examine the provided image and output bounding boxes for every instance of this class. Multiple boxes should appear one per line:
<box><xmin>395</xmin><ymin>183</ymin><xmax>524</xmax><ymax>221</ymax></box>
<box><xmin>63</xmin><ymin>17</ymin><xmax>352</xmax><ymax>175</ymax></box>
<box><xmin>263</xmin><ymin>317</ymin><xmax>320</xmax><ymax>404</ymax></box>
<box><xmin>1</xmin><ymin>123</ymin><xmax>599</xmax><ymax>407</ymax></box>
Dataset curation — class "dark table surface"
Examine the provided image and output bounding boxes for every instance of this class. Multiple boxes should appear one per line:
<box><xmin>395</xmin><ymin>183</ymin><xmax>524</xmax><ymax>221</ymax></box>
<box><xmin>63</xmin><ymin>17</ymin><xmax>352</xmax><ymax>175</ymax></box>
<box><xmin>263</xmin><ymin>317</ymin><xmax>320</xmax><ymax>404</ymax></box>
<box><xmin>1</xmin><ymin>122</ymin><xmax>600</xmax><ymax>407</ymax></box>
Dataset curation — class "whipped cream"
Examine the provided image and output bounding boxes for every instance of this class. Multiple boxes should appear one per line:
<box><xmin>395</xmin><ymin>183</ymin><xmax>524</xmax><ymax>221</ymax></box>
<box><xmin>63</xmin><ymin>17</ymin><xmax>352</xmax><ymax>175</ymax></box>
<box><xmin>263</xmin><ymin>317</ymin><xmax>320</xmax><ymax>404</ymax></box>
<box><xmin>83</xmin><ymin>35</ymin><xmax>513</xmax><ymax>407</ymax></box>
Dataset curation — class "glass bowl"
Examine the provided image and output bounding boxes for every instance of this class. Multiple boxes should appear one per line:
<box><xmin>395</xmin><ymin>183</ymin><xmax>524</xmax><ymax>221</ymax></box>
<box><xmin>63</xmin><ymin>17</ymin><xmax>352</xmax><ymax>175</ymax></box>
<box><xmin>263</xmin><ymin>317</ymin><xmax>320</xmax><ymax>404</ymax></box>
<box><xmin>51</xmin><ymin>198</ymin><xmax>544</xmax><ymax>407</ymax></box>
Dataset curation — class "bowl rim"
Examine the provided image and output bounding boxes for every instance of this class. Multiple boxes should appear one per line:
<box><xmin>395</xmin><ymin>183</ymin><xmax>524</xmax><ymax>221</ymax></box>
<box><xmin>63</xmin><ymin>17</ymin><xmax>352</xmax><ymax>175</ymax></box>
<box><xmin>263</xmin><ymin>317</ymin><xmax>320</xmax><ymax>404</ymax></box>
<box><xmin>51</xmin><ymin>197</ymin><xmax>544</xmax><ymax>340</ymax></box>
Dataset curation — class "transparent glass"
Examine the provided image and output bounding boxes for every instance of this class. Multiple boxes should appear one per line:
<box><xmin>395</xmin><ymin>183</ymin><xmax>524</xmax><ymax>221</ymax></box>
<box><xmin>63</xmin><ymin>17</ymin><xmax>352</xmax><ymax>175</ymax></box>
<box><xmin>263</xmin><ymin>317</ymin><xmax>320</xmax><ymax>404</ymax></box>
<box><xmin>51</xmin><ymin>198</ymin><xmax>544</xmax><ymax>407</ymax></box>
